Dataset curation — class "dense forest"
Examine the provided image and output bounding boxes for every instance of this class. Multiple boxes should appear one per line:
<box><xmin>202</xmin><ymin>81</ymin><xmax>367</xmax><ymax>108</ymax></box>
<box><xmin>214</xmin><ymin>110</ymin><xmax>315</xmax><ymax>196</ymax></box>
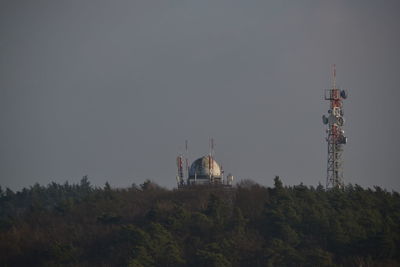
<box><xmin>0</xmin><ymin>177</ymin><xmax>399</xmax><ymax>266</ymax></box>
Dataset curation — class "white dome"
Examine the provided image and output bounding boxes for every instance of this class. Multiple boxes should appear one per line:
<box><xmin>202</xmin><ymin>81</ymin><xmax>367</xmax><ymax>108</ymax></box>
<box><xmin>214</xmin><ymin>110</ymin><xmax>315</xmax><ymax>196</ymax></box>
<box><xmin>189</xmin><ymin>156</ymin><xmax>222</xmax><ymax>179</ymax></box>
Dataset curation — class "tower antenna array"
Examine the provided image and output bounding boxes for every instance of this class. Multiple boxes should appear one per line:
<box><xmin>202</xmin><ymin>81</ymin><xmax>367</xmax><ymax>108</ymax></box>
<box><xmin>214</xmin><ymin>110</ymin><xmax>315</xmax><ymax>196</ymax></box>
<box><xmin>322</xmin><ymin>65</ymin><xmax>348</xmax><ymax>189</ymax></box>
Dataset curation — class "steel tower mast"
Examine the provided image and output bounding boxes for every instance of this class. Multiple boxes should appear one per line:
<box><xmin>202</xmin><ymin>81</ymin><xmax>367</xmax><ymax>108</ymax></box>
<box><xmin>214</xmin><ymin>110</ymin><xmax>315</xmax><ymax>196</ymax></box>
<box><xmin>322</xmin><ymin>65</ymin><xmax>348</xmax><ymax>189</ymax></box>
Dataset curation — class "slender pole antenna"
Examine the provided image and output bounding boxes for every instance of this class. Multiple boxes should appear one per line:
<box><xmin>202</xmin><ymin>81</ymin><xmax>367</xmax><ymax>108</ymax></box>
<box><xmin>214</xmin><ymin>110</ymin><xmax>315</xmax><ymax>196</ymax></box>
<box><xmin>208</xmin><ymin>138</ymin><xmax>215</xmax><ymax>181</ymax></box>
<box><xmin>332</xmin><ymin>64</ymin><xmax>336</xmax><ymax>89</ymax></box>
<box><xmin>209</xmin><ymin>138</ymin><xmax>211</xmax><ymax>157</ymax></box>
<box><xmin>185</xmin><ymin>140</ymin><xmax>189</xmax><ymax>179</ymax></box>
<box><xmin>211</xmin><ymin>138</ymin><xmax>214</xmax><ymax>157</ymax></box>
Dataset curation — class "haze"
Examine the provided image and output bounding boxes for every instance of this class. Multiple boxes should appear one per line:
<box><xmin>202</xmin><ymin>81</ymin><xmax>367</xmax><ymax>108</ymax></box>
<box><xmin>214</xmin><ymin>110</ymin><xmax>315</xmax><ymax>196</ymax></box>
<box><xmin>1</xmin><ymin>0</ymin><xmax>399</xmax><ymax>191</ymax></box>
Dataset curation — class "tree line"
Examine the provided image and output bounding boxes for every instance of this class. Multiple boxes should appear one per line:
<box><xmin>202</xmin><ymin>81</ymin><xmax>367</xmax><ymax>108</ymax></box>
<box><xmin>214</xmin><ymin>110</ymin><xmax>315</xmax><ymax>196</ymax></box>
<box><xmin>0</xmin><ymin>177</ymin><xmax>399</xmax><ymax>266</ymax></box>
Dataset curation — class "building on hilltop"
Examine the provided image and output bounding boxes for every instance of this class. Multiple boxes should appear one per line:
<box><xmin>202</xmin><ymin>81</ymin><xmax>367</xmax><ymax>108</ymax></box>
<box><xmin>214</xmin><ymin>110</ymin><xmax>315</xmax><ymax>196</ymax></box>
<box><xmin>176</xmin><ymin>139</ymin><xmax>233</xmax><ymax>188</ymax></box>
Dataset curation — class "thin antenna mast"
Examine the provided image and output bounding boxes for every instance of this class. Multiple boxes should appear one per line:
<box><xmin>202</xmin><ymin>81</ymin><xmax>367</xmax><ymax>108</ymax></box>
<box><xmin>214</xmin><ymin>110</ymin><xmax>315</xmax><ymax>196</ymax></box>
<box><xmin>211</xmin><ymin>138</ymin><xmax>214</xmax><ymax>158</ymax></box>
<box><xmin>209</xmin><ymin>138</ymin><xmax>215</xmax><ymax>182</ymax></box>
<box><xmin>211</xmin><ymin>138</ymin><xmax>214</xmax><ymax>176</ymax></box>
<box><xmin>333</xmin><ymin>64</ymin><xmax>336</xmax><ymax>89</ymax></box>
<box><xmin>185</xmin><ymin>140</ymin><xmax>189</xmax><ymax>180</ymax></box>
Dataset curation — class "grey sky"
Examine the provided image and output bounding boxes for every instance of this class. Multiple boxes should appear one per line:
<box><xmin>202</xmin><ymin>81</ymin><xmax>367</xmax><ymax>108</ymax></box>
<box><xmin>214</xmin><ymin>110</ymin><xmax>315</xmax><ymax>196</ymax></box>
<box><xmin>1</xmin><ymin>0</ymin><xmax>399</xmax><ymax>191</ymax></box>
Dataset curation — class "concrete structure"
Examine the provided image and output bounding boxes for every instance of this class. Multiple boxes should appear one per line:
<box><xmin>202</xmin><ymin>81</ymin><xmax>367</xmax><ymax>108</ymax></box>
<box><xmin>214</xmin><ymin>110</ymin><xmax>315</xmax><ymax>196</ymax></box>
<box><xmin>176</xmin><ymin>140</ymin><xmax>233</xmax><ymax>188</ymax></box>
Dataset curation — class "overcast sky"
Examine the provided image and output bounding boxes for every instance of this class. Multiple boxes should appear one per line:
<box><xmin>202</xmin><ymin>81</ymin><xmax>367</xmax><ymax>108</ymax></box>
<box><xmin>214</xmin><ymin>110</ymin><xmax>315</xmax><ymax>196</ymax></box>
<box><xmin>1</xmin><ymin>0</ymin><xmax>399</xmax><ymax>191</ymax></box>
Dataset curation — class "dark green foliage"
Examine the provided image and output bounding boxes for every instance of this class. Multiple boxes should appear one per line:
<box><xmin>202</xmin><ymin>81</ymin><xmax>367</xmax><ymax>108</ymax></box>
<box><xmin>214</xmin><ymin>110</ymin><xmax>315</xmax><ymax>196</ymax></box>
<box><xmin>0</xmin><ymin>178</ymin><xmax>399</xmax><ymax>266</ymax></box>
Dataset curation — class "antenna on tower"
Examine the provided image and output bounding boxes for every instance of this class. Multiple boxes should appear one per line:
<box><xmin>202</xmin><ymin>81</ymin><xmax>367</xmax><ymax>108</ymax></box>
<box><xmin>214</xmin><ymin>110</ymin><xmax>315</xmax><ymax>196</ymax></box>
<box><xmin>209</xmin><ymin>138</ymin><xmax>215</xmax><ymax>182</ymax></box>
<box><xmin>185</xmin><ymin>140</ymin><xmax>189</xmax><ymax>180</ymax></box>
<box><xmin>210</xmin><ymin>138</ymin><xmax>214</xmax><ymax>158</ymax></box>
<box><xmin>322</xmin><ymin>64</ymin><xmax>348</xmax><ymax>189</ymax></box>
<box><xmin>176</xmin><ymin>154</ymin><xmax>184</xmax><ymax>187</ymax></box>
<box><xmin>332</xmin><ymin>64</ymin><xmax>336</xmax><ymax>89</ymax></box>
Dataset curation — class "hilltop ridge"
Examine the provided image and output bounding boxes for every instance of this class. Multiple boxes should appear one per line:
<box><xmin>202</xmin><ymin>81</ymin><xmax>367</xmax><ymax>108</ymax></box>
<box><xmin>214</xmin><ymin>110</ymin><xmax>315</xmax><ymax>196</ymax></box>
<box><xmin>1</xmin><ymin>177</ymin><xmax>399</xmax><ymax>266</ymax></box>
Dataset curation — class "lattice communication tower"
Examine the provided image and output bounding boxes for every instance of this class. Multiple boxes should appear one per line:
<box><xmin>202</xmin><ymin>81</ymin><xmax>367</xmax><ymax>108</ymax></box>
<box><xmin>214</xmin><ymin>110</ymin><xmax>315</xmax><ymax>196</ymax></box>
<box><xmin>322</xmin><ymin>65</ymin><xmax>348</xmax><ymax>189</ymax></box>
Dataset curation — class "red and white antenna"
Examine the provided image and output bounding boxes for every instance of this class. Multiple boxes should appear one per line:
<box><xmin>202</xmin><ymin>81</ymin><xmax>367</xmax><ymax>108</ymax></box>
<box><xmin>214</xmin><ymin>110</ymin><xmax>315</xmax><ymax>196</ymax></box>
<box><xmin>322</xmin><ymin>64</ymin><xmax>348</xmax><ymax>189</ymax></box>
<box><xmin>332</xmin><ymin>64</ymin><xmax>336</xmax><ymax>89</ymax></box>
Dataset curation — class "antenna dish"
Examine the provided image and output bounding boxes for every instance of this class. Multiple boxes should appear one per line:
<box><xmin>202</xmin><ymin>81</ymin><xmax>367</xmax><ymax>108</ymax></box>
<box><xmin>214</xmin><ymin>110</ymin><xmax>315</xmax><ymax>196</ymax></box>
<box><xmin>322</xmin><ymin>115</ymin><xmax>329</xmax><ymax>124</ymax></box>
<box><xmin>340</xmin><ymin>90</ymin><xmax>348</xmax><ymax>99</ymax></box>
<box><xmin>337</xmin><ymin>117</ymin><xmax>344</xmax><ymax>126</ymax></box>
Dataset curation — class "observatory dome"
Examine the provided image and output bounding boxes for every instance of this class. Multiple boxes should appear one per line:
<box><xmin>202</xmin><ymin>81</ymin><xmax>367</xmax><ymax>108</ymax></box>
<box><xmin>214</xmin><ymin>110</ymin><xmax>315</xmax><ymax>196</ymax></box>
<box><xmin>189</xmin><ymin>156</ymin><xmax>222</xmax><ymax>179</ymax></box>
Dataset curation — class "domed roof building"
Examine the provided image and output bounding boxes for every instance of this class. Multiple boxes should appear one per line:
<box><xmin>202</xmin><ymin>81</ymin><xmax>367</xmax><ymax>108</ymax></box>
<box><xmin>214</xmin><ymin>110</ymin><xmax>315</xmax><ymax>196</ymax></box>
<box><xmin>188</xmin><ymin>155</ymin><xmax>222</xmax><ymax>184</ymax></box>
<box><xmin>176</xmin><ymin>140</ymin><xmax>233</xmax><ymax>188</ymax></box>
